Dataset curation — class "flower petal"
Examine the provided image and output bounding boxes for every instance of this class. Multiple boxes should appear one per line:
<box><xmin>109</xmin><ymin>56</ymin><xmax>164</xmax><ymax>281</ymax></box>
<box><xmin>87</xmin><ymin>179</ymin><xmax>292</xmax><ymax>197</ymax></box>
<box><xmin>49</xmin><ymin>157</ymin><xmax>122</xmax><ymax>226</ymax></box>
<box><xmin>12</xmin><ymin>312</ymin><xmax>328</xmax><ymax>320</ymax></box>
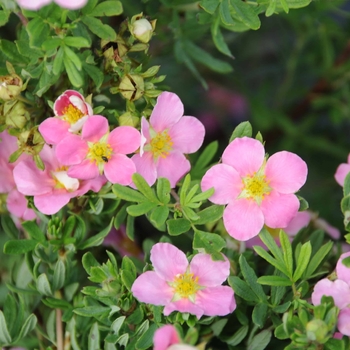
<box><xmin>82</xmin><ymin>115</ymin><xmax>109</xmax><ymax>142</ymax></box>
<box><xmin>163</xmin><ymin>299</ymin><xmax>204</xmax><ymax>319</ymax></box>
<box><xmin>169</xmin><ymin>116</ymin><xmax>205</xmax><ymax>154</ymax></box>
<box><xmin>67</xmin><ymin>159</ymin><xmax>99</xmax><ymax>180</ymax></box>
<box><xmin>108</xmin><ymin>126</ymin><xmax>141</xmax><ymax>154</ymax></box>
<box><xmin>131</xmin><ymin>271</ymin><xmax>173</xmax><ymax>305</ymax></box>
<box><xmin>39</xmin><ymin>117</ymin><xmax>70</xmax><ymax>145</ymax></box>
<box><xmin>261</xmin><ymin>191</ymin><xmax>300</xmax><ymax>229</ymax></box>
<box><xmin>335</xmin><ymin>162</ymin><xmax>350</xmax><ymax>187</ymax></box>
<box><xmin>54</xmin><ymin>0</ymin><xmax>88</xmax><ymax>9</ymax></box>
<box><xmin>77</xmin><ymin>175</ymin><xmax>107</xmax><ymax>196</ymax></box>
<box><xmin>265</xmin><ymin>151</ymin><xmax>307</xmax><ymax>194</ymax></box>
<box><xmin>153</xmin><ymin>325</ymin><xmax>180</xmax><ymax>350</ymax></box>
<box><xmin>284</xmin><ymin>211</ymin><xmax>311</xmax><ymax>236</ymax></box>
<box><xmin>223</xmin><ymin>199</ymin><xmax>264</xmax><ymax>241</ymax></box>
<box><xmin>54</xmin><ymin>90</ymin><xmax>84</xmax><ymax>115</ymax></box>
<box><xmin>131</xmin><ymin>153</ymin><xmax>157</xmax><ymax>187</ymax></box>
<box><xmin>222</xmin><ymin>137</ymin><xmax>265</xmax><ymax>177</ymax></box>
<box><xmin>196</xmin><ymin>286</ymin><xmax>236</xmax><ymax>316</ymax></box>
<box><xmin>151</xmin><ymin>243</ymin><xmax>188</xmax><ymax>281</ymax></box>
<box><xmin>150</xmin><ymin>92</ymin><xmax>184</xmax><ymax>132</ymax></box>
<box><xmin>201</xmin><ymin>164</ymin><xmax>242</xmax><ymax>205</ymax></box>
<box><xmin>34</xmin><ymin>190</ymin><xmax>73</xmax><ymax>215</ymax></box>
<box><xmin>156</xmin><ymin>152</ymin><xmax>190</xmax><ymax>188</ymax></box>
<box><xmin>338</xmin><ymin>308</ymin><xmax>350</xmax><ymax>336</ymax></box>
<box><xmin>7</xmin><ymin>189</ymin><xmax>36</xmax><ymax>221</ymax></box>
<box><xmin>336</xmin><ymin>252</ymin><xmax>350</xmax><ymax>283</ymax></box>
<box><xmin>189</xmin><ymin>253</ymin><xmax>230</xmax><ymax>287</ymax></box>
<box><xmin>104</xmin><ymin>154</ymin><xmax>136</xmax><ymax>185</ymax></box>
<box><xmin>56</xmin><ymin>135</ymin><xmax>88</xmax><ymax>165</ymax></box>
<box><xmin>16</xmin><ymin>0</ymin><xmax>51</xmax><ymax>10</ymax></box>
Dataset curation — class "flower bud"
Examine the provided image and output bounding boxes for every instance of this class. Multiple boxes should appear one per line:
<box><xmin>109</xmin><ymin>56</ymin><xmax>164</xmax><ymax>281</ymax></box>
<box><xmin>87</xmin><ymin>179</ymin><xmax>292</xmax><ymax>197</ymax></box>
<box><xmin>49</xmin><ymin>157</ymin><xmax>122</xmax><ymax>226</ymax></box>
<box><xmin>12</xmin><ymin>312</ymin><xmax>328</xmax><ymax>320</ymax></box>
<box><xmin>5</xmin><ymin>100</ymin><xmax>29</xmax><ymax>129</ymax></box>
<box><xmin>306</xmin><ymin>319</ymin><xmax>329</xmax><ymax>344</ymax></box>
<box><xmin>118</xmin><ymin>112</ymin><xmax>139</xmax><ymax>127</ymax></box>
<box><xmin>131</xmin><ymin>18</ymin><xmax>154</xmax><ymax>43</ymax></box>
<box><xmin>0</xmin><ymin>74</ymin><xmax>23</xmax><ymax>101</ymax></box>
<box><xmin>118</xmin><ymin>74</ymin><xmax>144</xmax><ymax>101</ymax></box>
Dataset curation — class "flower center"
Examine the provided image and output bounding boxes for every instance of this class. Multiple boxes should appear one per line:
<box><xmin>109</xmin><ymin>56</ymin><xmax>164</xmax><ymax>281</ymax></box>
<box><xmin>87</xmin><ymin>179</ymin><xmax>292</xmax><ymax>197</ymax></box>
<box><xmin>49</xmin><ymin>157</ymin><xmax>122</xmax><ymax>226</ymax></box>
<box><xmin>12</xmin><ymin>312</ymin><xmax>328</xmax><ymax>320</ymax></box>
<box><xmin>240</xmin><ymin>172</ymin><xmax>271</xmax><ymax>205</ymax></box>
<box><xmin>62</xmin><ymin>104</ymin><xmax>84</xmax><ymax>124</ymax></box>
<box><xmin>52</xmin><ymin>166</ymin><xmax>79</xmax><ymax>191</ymax></box>
<box><xmin>88</xmin><ymin>141</ymin><xmax>113</xmax><ymax>168</ymax></box>
<box><xmin>150</xmin><ymin>130</ymin><xmax>173</xmax><ymax>159</ymax></box>
<box><xmin>170</xmin><ymin>271</ymin><xmax>200</xmax><ymax>300</ymax></box>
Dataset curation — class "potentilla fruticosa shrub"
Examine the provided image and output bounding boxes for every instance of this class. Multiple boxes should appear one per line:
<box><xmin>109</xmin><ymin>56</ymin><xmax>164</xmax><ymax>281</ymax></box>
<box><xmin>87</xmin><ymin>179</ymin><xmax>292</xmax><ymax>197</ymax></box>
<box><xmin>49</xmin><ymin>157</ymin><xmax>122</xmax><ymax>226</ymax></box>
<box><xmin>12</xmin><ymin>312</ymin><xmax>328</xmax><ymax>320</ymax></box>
<box><xmin>0</xmin><ymin>0</ymin><xmax>350</xmax><ymax>349</ymax></box>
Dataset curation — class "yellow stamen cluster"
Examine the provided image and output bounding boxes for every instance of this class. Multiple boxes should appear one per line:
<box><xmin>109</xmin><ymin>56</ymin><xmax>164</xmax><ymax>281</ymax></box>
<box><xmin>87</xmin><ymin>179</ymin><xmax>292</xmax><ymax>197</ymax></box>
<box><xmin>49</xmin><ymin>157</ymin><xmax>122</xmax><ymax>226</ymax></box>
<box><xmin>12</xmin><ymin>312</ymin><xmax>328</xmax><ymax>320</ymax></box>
<box><xmin>170</xmin><ymin>271</ymin><xmax>200</xmax><ymax>300</ymax></box>
<box><xmin>240</xmin><ymin>172</ymin><xmax>271</xmax><ymax>205</ymax></box>
<box><xmin>150</xmin><ymin>130</ymin><xmax>173</xmax><ymax>159</ymax></box>
<box><xmin>62</xmin><ymin>104</ymin><xmax>84</xmax><ymax>124</ymax></box>
<box><xmin>88</xmin><ymin>142</ymin><xmax>113</xmax><ymax>168</ymax></box>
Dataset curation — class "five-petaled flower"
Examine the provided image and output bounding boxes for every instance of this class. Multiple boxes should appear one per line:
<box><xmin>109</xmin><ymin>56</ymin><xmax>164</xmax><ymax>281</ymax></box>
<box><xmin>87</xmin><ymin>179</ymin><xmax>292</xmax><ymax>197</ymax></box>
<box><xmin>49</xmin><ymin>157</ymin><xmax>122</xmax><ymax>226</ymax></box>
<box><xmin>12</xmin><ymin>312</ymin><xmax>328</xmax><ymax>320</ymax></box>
<box><xmin>131</xmin><ymin>243</ymin><xmax>235</xmax><ymax>319</ymax></box>
<box><xmin>39</xmin><ymin>90</ymin><xmax>93</xmax><ymax>145</ymax></box>
<box><xmin>56</xmin><ymin>115</ymin><xmax>141</xmax><ymax>185</ymax></box>
<box><xmin>201</xmin><ymin>137</ymin><xmax>308</xmax><ymax>241</ymax></box>
<box><xmin>132</xmin><ymin>92</ymin><xmax>205</xmax><ymax>188</ymax></box>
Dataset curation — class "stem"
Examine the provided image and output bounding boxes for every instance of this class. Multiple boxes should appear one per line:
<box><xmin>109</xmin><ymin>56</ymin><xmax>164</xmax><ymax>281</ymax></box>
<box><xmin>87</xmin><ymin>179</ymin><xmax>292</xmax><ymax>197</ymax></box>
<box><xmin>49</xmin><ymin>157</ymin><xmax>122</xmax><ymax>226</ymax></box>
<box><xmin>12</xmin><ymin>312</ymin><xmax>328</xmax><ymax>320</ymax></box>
<box><xmin>170</xmin><ymin>189</ymin><xmax>180</xmax><ymax>202</ymax></box>
<box><xmin>16</xmin><ymin>12</ymin><xmax>28</xmax><ymax>26</ymax></box>
<box><xmin>56</xmin><ymin>308</ymin><xmax>63</xmax><ymax>350</ymax></box>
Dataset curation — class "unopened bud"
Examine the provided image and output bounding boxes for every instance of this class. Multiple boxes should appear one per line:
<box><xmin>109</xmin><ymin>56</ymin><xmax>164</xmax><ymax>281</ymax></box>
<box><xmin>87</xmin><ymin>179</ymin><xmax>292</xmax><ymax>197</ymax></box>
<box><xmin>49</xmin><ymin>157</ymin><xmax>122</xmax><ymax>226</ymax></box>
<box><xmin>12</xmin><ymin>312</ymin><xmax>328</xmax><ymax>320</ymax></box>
<box><xmin>131</xmin><ymin>18</ymin><xmax>154</xmax><ymax>43</ymax></box>
<box><xmin>119</xmin><ymin>74</ymin><xmax>144</xmax><ymax>101</ymax></box>
<box><xmin>5</xmin><ymin>100</ymin><xmax>29</xmax><ymax>129</ymax></box>
<box><xmin>306</xmin><ymin>319</ymin><xmax>329</xmax><ymax>344</ymax></box>
<box><xmin>0</xmin><ymin>74</ymin><xmax>23</xmax><ymax>101</ymax></box>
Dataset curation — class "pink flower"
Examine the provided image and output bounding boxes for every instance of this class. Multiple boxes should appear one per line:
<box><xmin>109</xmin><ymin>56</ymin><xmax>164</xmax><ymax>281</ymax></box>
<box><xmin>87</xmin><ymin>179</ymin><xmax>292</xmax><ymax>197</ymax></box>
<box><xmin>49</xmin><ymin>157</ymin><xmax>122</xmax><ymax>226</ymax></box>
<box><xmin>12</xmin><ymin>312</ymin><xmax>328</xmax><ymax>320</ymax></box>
<box><xmin>338</xmin><ymin>308</ymin><xmax>350</xmax><ymax>336</ymax></box>
<box><xmin>16</xmin><ymin>0</ymin><xmax>87</xmax><ymax>10</ymax></box>
<box><xmin>7</xmin><ymin>189</ymin><xmax>36</xmax><ymax>221</ymax></box>
<box><xmin>13</xmin><ymin>145</ymin><xmax>106</xmax><ymax>215</ymax></box>
<box><xmin>154</xmin><ymin>325</ymin><xmax>196</xmax><ymax>350</ymax></box>
<box><xmin>39</xmin><ymin>90</ymin><xmax>93</xmax><ymax>145</ymax></box>
<box><xmin>336</xmin><ymin>252</ymin><xmax>350</xmax><ymax>283</ymax></box>
<box><xmin>56</xmin><ymin>116</ymin><xmax>140</xmax><ymax>185</ymax></box>
<box><xmin>131</xmin><ymin>243</ymin><xmax>235</xmax><ymax>319</ymax></box>
<box><xmin>201</xmin><ymin>137</ymin><xmax>308</xmax><ymax>241</ymax></box>
<box><xmin>335</xmin><ymin>154</ymin><xmax>350</xmax><ymax>187</ymax></box>
<box><xmin>132</xmin><ymin>92</ymin><xmax>205</xmax><ymax>187</ymax></box>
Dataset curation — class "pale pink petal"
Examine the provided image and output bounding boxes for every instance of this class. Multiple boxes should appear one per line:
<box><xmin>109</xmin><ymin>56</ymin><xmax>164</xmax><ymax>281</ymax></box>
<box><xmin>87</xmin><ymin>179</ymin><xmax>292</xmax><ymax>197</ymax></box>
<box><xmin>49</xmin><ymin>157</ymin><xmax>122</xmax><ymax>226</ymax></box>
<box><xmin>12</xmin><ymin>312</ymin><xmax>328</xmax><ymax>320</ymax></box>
<box><xmin>223</xmin><ymin>199</ymin><xmax>264</xmax><ymax>241</ymax></box>
<box><xmin>68</xmin><ymin>115</ymin><xmax>89</xmax><ymax>133</ymax></box>
<box><xmin>167</xmin><ymin>345</ymin><xmax>197</xmax><ymax>350</ymax></box>
<box><xmin>54</xmin><ymin>0</ymin><xmax>88</xmax><ymax>9</ymax></box>
<box><xmin>189</xmin><ymin>253</ymin><xmax>230</xmax><ymax>287</ymax></box>
<box><xmin>245</xmin><ymin>235</ymin><xmax>266</xmax><ymax>250</ymax></box>
<box><xmin>261</xmin><ymin>191</ymin><xmax>300</xmax><ymax>229</ymax></box>
<box><xmin>108</xmin><ymin>126</ymin><xmax>141</xmax><ymax>154</ymax></box>
<box><xmin>150</xmin><ymin>92</ymin><xmax>184</xmax><ymax>132</ymax></box>
<box><xmin>56</xmin><ymin>135</ymin><xmax>88</xmax><ymax>165</ymax></box>
<box><xmin>169</xmin><ymin>116</ymin><xmax>205</xmax><ymax>154</ymax></box>
<box><xmin>151</xmin><ymin>243</ymin><xmax>188</xmax><ymax>281</ymax></box>
<box><xmin>163</xmin><ymin>299</ymin><xmax>204</xmax><ymax>319</ymax></box>
<box><xmin>311</xmin><ymin>279</ymin><xmax>350</xmax><ymax>309</ymax></box>
<box><xmin>16</xmin><ymin>0</ymin><xmax>51</xmax><ymax>10</ymax></box>
<box><xmin>335</xmin><ymin>163</ymin><xmax>350</xmax><ymax>187</ymax></box>
<box><xmin>338</xmin><ymin>308</ymin><xmax>350</xmax><ymax>336</ymax></box>
<box><xmin>156</xmin><ymin>152</ymin><xmax>190</xmax><ymax>188</ymax></box>
<box><xmin>201</xmin><ymin>164</ymin><xmax>242</xmax><ymax>205</ymax></box>
<box><xmin>265</xmin><ymin>151</ymin><xmax>307</xmax><ymax>194</ymax></box>
<box><xmin>153</xmin><ymin>325</ymin><xmax>180</xmax><ymax>350</ymax></box>
<box><xmin>284</xmin><ymin>211</ymin><xmax>311</xmax><ymax>236</ymax></box>
<box><xmin>314</xmin><ymin>217</ymin><xmax>340</xmax><ymax>239</ymax></box>
<box><xmin>131</xmin><ymin>271</ymin><xmax>173</xmax><ymax>305</ymax></box>
<box><xmin>0</xmin><ymin>159</ymin><xmax>15</xmax><ymax>192</ymax></box>
<box><xmin>13</xmin><ymin>160</ymin><xmax>54</xmax><ymax>196</ymax></box>
<box><xmin>77</xmin><ymin>175</ymin><xmax>107</xmax><ymax>196</ymax></box>
<box><xmin>39</xmin><ymin>118</ymin><xmax>70</xmax><ymax>145</ymax></box>
<box><xmin>7</xmin><ymin>189</ymin><xmax>36</xmax><ymax>220</ymax></box>
<box><xmin>54</xmin><ymin>90</ymin><xmax>84</xmax><ymax>115</ymax></box>
<box><xmin>0</xmin><ymin>130</ymin><xmax>20</xmax><ymax>158</ymax></box>
<box><xmin>81</xmin><ymin>116</ymin><xmax>109</xmax><ymax>142</ymax></box>
<box><xmin>196</xmin><ymin>286</ymin><xmax>236</xmax><ymax>316</ymax></box>
<box><xmin>222</xmin><ymin>137</ymin><xmax>265</xmax><ymax>177</ymax></box>
<box><xmin>39</xmin><ymin>144</ymin><xmax>60</xmax><ymax>170</ymax></box>
<box><xmin>34</xmin><ymin>190</ymin><xmax>73</xmax><ymax>215</ymax></box>
<box><xmin>104</xmin><ymin>154</ymin><xmax>136</xmax><ymax>185</ymax></box>
<box><xmin>336</xmin><ymin>252</ymin><xmax>350</xmax><ymax>283</ymax></box>
<box><xmin>131</xmin><ymin>153</ymin><xmax>157</xmax><ymax>187</ymax></box>
<box><xmin>67</xmin><ymin>159</ymin><xmax>99</xmax><ymax>180</ymax></box>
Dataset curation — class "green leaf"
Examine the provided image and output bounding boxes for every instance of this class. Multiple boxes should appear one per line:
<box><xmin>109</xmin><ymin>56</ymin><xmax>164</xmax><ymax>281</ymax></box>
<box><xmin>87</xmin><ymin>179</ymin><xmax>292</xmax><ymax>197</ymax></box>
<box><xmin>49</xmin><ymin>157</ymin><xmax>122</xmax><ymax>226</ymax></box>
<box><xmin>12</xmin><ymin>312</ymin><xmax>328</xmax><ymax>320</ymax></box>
<box><xmin>293</xmin><ymin>241</ymin><xmax>311</xmax><ymax>282</ymax></box>
<box><xmin>239</xmin><ymin>255</ymin><xmax>267</xmax><ymax>302</ymax></box>
<box><xmin>112</xmin><ymin>183</ymin><xmax>146</xmax><ymax>202</ymax></box>
<box><xmin>127</xmin><ymin>202</ymin><xmax>157</xmax><ymax>216</ymax></box>
<box><xmin>252</xmin><ymin>303</ymin><xmax>268</xmax><ymax>328</ymax></box>
<box><xmin>126</xmin><ymin>215</ymin><xmax>135</xmax><ymax>241</ymax></box>
<box><xmin>284</xmin><ymin>0</ymin><xmax>311</xmax><ymax>8</ymax></box>
<box><xmin>121</xmin><ymin>257</ymin><xmax>136</xmax><ymax>291</ymax></box>
<box><xmin>253</xmin><ymin>245</ymin><xmax>289</xmax><ymax>276</ymax></box>
<box><xmin>22</xmin><ymin>220</ymin><xmax>45</xmax><ymax>243</ymax></box>
<box><xmin>167</xmin><ymin>218</ymin><xmax>191</xmax><ymax>236</ymax></box>
<box><xmin>0</xmin><ymin>10</ymin><xmax>10</xmax><ymax>26</ymax></box>
<box><xmin>1</xmin><ymin>215</ymin><xmax>19</xmax><ymax>239</ymax></box>
<box><xmin>193</xmin><ymin>230</ymin><xmax>226</xmax><ymax>258</ymax></box>
<box><xmin>156</xmin><ymin>178</ymin><xmax>171</xmax><ymax>204</ymax></box>
<box><xmin>230</xmin><ymin>0</ymin><xmax>261</xmax><ymax>30</ymax></box>
<box><xmin>132</xmin><ymin>173</ymin><xmax>159</xmax><ymax>203</ymax></box>
<box><xmin>82</xmin><ymin>16</ymin><xmax>117</xmax><ymax>41</ymax></box>
<box><xmin>184</xmin><ymin>40</ymin><xmax>233</xmax><ymax>74</ymax></box>
<box><xmin>279</xmin><ymin>230</ymin><xmax>293</xmax><ymax>278</ymax></box>
<box><xmin>211</xmin><ymin>16</ymin><xmax>234</xmax><ymax>58</ymax></box>
<box><xmin>248</xmin><ymin>329</ymin><xmax>271</xmax><ymax>350</ymax></box>
<box><xmin>27</xmin><ymin>17</ymin><xmax>50</xmax><ymax>48</ymax></box>
<box><xmin>194</xmin><ymin>205</ymin><xmax>224</xmax><ymax>225</ymax></box>
<box><xmin>42</xmin><ymin>37</ymin><xmax>62</xmax><ymax>51</ymax></box>
<box><xmin>4</xmin><ymin>240</ymin><xmax>37</xmax><ymax>254</ymax></box>
<box><xmin>63</xmin><ymin>55</ymin><xmax>83</xmax><ymax>88</ymax></box>
<box><xmin>304</xmin><ymin>241</ymin><xmax>333</xmax><ymax>278</ymax></box>
<box><xmin>0</xmin><ymin>39</ymin><xmax>29</xmax><ymax>64</ymax></box>
<box><xmin>83</xmin><ymin>63</ymin><xmax>104</xmax><ymax>89</ymax></box>
<box><xmin>64</xmin><ymin>36</ymin><xmax>90</xmax><ymax>48</ymax></box>
<box><xmin>0</xmin><ymin>310</ymin><xmax>11</xmax><ymax>345</ymax></box>
<box><xmin>36</xmin><ymin>273</ymin><xmax>53</xmax><ymax>296</ymax></box>
<box><xmin>150</xmin><ymin>206</ymin><xmax>169</xmax><ymax>228</ymax></box>
<box><xmin>200</xmin><ymin>0</ymin><xmax>219</xmax><ymax>14</ymax></box>
<box><xmin>15</xmin><ymin>314</ymin><xmax>37</xmax><ymax>342</ymax></box>
<box><xmin>226</xmin><ymin>325</ymin><xmax>249</xmax><ymax>346</ymax></box>
<box><xmin>78</xmin><ymin>218</ymin><xmax>113</xmax><ymax>250</ymax></box>
<box><xmin>220</xmin><ymin>0</ymin><xmax>234</xmax><ymax>26</ymax></box>
<box><xmin>93</xmin><ymin>1</ymin><xmax>123</xmax><ymax>16</ymax></box>
<box><xmin>266</xmin><ymin>0</ymin><xmax>277</xmax><ymax>16</ymax></box>
<box><xmin>229</xmin><ymin>121</ymin><xmax>253</xmax><ymax>142</ymax></box>
<box><xmin>191</xmin><ymin>141</ymin><xmax>218</xmax><ymax>177</ymax></box>
<box><xmin>88</xmin><ymin>323</ymin><xmax>100</xmax><ymax>350</ymax></box>
<box><xmin>52</xmin><ymin>260</ymin><xmax>66</xmax><ymax>291</ymax></box>
<box><xmin>228</xmin><ymin>276</ymin><xmax>259</xmax><ymax>302</ymax></box>
<box><xmin>190</xmin><ymin>187</ymin><xmax>214</xmax><ymax>203</ymax></box>
<box><xmin>74</xmin><ymin>307</ymin><xmax>110</xmax><ymax>317</ymax></box>
<box><xmin>259</xmin><ymin>227</ymin><xmax>284</xmax><ymax>262</ymax></box>
<box><xmin>135</xmin><ymin>323</ymin><xmax>157</xmax><ymax>350</ymax></box>
<box><xmin>64</xmin><ymin>45</ymin><xmax>82</xmax><ymax>70</ymax></box>
<box><xmin>257</xmin><ymin>276</ymin><xmax>293</xmax><ymax>286</ymax></box>
<box><xmin>279</xmin><ymin>0</ymin><xmax>289</xmax><ymax>13</ymax></box>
